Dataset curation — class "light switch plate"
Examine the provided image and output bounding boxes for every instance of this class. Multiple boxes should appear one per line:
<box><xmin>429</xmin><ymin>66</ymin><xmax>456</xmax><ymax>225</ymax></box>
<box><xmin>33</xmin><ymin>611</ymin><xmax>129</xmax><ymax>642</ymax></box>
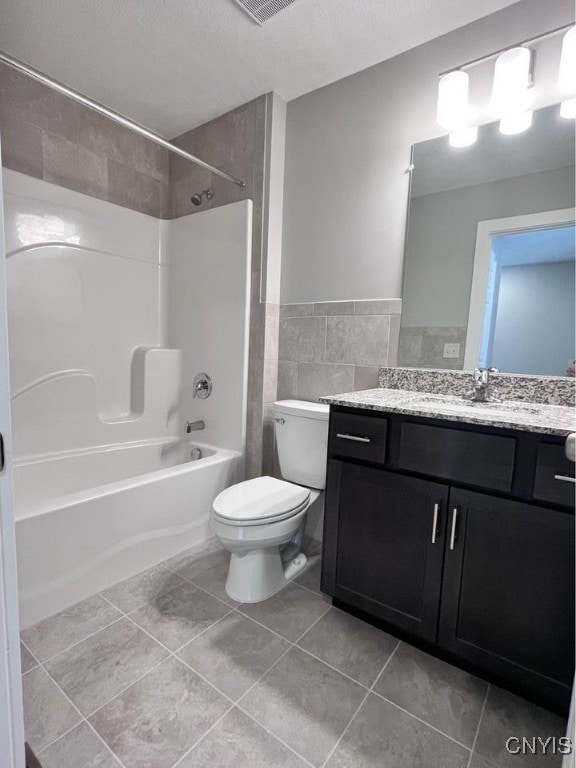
<box><xmin>443</xmin><ymin>343</ymin><xmax>460</xmax><ymax>359</ymax></box>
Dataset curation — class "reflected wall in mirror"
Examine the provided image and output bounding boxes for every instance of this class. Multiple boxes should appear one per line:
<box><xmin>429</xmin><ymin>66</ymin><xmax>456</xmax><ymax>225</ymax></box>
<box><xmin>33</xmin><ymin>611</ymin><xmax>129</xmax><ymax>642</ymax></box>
<box><xmin>399</xmin><ymin>104</ymin><xmax>575</xmax><ymax>377</ymax></box>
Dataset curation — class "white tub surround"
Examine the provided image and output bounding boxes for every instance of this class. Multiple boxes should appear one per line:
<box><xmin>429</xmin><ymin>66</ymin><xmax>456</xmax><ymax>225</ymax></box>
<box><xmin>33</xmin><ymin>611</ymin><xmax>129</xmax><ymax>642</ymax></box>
<box><xmin>164</xmin><ymin>201</ymin><xmax>252</xmax><ymax>458</ymax></box>
<box><xmin>16</xmin><ymin>441</ymin><xmax>239</xmax><ymax>628</ymax></box>
<box><xmin>4</xmin><ymin>170</ymin><xmax>180</xmax><ymax>458</ymax></box>
<box><xmin>3</xmin><ymin>171</ymin><xmax>252</xmax><ymax>626</ymax></box>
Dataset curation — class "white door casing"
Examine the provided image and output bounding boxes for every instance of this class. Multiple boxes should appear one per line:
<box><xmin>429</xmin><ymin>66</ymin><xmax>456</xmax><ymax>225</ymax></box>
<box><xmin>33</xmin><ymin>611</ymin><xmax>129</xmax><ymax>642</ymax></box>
<box><xmin>463</xmin><ymin>208</ymin><xmax>576</xmax><ymax>371</ymax></box>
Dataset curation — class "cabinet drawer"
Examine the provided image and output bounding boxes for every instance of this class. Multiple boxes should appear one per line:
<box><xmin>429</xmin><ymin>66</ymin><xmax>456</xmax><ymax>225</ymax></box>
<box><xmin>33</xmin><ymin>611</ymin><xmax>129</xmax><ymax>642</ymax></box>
<box><xmin>329</xmin><ymin>411</ymin><xmax>387</xmax><ymax>464</ymax></box>
<box><xmin>533</xmin><ymin>443</ymin><xmax>575</xmax><ymax>508</ymax></box>
<box><xmin>398</xmin><ymin>421</ymin><xmax>515</xmax><ymax>492</ymax></box>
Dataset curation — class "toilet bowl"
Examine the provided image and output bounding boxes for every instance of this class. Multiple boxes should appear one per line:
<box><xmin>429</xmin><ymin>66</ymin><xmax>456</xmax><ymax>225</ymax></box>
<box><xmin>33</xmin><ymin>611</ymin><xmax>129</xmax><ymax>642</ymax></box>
<box><xmin>211</xmin><ymin>400</ymin><xmax>329</xmax><ymax>603</ymax></box>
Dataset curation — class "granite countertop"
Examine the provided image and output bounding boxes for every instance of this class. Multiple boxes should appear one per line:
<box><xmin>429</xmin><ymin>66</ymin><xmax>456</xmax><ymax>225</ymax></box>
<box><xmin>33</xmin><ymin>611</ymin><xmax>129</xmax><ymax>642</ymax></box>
<box><xmin>320</xmin><ymin>388</ymin><xmax>576</xmax><ymax>437</ymax></box>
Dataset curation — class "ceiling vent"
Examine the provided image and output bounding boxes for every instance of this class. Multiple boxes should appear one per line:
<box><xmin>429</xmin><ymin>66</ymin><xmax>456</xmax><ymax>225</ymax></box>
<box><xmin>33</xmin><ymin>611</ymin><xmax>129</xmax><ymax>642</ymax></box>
<box><xmin>232</xmin><ymin>0</ymin><xmax>300</xmax><ymax>24</ymax></box>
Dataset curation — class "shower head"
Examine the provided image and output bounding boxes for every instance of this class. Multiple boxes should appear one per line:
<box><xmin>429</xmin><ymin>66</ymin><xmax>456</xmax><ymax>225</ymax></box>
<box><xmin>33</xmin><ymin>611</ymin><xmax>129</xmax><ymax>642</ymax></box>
<box><xmin>191</xmin><ymin>188</ymin><xmax>215</xmax><ymax>206</ymax></box>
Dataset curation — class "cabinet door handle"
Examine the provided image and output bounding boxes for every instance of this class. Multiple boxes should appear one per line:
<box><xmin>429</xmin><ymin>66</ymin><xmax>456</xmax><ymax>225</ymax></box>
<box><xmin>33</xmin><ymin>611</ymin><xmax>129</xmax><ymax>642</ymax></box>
<box><xmin>336</xmin><ymin>433</ymin><xmax>371</xmax><ymax>443</ymax></box>
<box><xmin>431</xmin><ymin>503</ymin><xmax>440</xmax><ymax>544</ymax></box>
<box><xmin>449</xmin><ymin>508</ymin><xmax>459</xmax><ymax>551</ymax></box>
<box><xmin>0</xmin><ymin>433</ymin><xmax>4</xmax><ymax>472</ymax></box>
<box><xmin>554</xmin><ymin>474</ymin><xmax>576</xmax><ymax>484</ymax></box>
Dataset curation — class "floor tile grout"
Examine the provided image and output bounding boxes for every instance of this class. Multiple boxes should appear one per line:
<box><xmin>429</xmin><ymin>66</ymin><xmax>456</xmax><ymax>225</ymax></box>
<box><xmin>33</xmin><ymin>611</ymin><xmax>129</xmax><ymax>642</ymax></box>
<box><xmin>34</xmin><ymin>662</ymin><xmax>130</xmax><ymax>768</ymax></box>
<box><xmin>117</xmin><ymin>614</ymin><xmax>240</xmax><ymax>707</ymax></box>
<box><xmin>293</xmin><ymin>643</ymin><xmax>374</xmax><ymax>691</ymax></box>
<box><xmin>371</xmin><ymin>690</ymin><xmax>473</xmax><ymax>752</ymax></box>
<box><xmin>22</xmin><ymin>544</ymin><xmax>516</xmax><ymax>768</ymax></box>
<box><xmin>168</xmin><ymin>702</ymin><xmax>237</xmax><ymax>768</ymax></box>
<box><xmin>466</xmin><ymin>683</ymin><xmax>491</xmax><ymax>768</ymax></box>
<box><xmin>84</xmin><ymin>720</ymin><xmax>126</xmax><ymax>767</ymax></box>
<box><xmin>19</xmin><ymin>638</ymin><xmax>40</xmax><ymax>675</ymax></box>
<box><xmin>170</xmin><ymin>607</ymin><xmax>237</xmax><ymax>656</ymax></box>
<box><xmin>319</xmin><ymin>639</ymin><xmax>402</xmax><ymax>768</ymax></box>
<box><xmin>232</xmin><ymin>705</ymin><xmax>318</xmax><ymax>768</ymax></box>
<box><xmin>84</xmin><ymin>653</ymin><xmax>172</xmax><ymax>720</ymax></box>
<box><xmin>25</xmin><ymin>613</ymin><xmax>126</xmax><ymax>667</ymax></box>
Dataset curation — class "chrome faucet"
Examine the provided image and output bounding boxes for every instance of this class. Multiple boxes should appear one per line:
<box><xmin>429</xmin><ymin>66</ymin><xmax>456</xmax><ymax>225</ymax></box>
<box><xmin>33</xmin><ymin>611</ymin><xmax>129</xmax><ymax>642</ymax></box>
<box><xmin>186</xmin><ymin>420</ymin><xmax>205</xmax><ymax>433</ymax></box>
<box><xmin>465</xmin><ymin>367</ymin><xmax>501</xmax><ymax>403</ymax></box>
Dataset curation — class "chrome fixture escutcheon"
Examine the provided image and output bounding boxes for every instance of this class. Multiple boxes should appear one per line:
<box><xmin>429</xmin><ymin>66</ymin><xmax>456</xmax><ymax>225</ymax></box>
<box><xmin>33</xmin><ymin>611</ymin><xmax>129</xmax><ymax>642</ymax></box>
<box><xmin>193</xmin><ymin>373</ymin><xmax>212</xmax><ymax>399</ymax></box>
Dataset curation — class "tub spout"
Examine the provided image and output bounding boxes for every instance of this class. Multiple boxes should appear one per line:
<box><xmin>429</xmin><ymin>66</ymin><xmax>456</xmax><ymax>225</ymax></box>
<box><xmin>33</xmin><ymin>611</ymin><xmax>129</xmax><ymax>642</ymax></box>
<box><xmin>186</xmin><ymin>420</ymin><xmax>205</xmax><ymax>433</ymax></box>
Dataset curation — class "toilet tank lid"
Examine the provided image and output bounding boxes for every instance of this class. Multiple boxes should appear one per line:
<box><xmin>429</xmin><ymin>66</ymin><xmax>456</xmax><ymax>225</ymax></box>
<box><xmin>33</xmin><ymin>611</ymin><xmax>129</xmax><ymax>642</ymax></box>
<box><xmin>274</xmin><ymin>400</ymin><xmax>330</xmax><ymax>420</ymax></box>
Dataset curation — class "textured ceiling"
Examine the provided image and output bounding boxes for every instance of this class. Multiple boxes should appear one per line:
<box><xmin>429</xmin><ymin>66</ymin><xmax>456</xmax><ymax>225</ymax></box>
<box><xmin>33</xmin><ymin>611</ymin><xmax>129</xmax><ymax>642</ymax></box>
<box><xmin>0</xmin><ymin>0</ymin><xmax>520</xmax><ymax>138</ymax></box>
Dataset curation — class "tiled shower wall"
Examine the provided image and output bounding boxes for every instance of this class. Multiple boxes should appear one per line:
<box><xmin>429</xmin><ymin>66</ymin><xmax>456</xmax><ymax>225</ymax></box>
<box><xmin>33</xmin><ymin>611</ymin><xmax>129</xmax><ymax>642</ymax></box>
<box><xmin>278</xmin><ymin>300</ymin><xmax>402</xmax><ymax>401</ymax></box>
<box><xmin>0</xmin><ymin>64</ymin><xmax>170</xmax><ymax>217</ymax></box>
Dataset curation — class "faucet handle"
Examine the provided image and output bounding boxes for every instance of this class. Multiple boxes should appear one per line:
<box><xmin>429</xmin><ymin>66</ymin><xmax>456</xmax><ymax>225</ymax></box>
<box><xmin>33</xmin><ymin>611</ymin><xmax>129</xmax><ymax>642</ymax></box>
<box><xmin>474</xmin><ymin>367</ymin><xmax>488</xmax><ymax>384</ymax></box>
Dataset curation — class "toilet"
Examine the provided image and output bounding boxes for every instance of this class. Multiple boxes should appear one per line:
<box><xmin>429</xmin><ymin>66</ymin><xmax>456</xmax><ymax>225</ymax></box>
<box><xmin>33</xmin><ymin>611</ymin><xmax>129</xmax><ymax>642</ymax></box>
<box><xmin>211</xmin><ymin>399</ymin><xmax>330</xmax><ymax>603</ymax></box>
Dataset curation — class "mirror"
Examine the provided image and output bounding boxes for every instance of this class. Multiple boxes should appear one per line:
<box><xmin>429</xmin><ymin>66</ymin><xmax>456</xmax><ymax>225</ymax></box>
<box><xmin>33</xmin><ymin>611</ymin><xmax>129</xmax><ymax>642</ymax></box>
<box><xmin>399</xmin><ymin>104</ymin><xmax>575</xmax><ymax>377</ymax></box>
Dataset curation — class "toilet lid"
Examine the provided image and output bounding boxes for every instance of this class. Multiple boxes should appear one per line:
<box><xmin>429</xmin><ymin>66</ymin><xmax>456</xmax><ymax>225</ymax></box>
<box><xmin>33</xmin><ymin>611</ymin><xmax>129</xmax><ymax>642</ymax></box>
<box><xmin>213</xmin><ymin>476</ymin><xmax>310</xmax><ymax>524</ymax></box>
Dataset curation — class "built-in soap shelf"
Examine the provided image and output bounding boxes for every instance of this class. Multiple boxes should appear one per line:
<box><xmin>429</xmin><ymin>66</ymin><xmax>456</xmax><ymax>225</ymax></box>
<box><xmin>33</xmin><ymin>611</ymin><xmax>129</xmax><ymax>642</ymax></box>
<box><xmin>11</xmin><ymin>347</ymin><xmax>182</xmax><ymax>458</ymax></box>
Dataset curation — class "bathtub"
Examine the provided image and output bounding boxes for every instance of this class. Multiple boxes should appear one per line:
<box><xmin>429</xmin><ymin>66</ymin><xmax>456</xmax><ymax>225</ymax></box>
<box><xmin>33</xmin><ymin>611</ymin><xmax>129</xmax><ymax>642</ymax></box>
<box><xmin>14</xmin><ymin>438</ymin><xmax>241</xmax><ymax>628</ymax></box>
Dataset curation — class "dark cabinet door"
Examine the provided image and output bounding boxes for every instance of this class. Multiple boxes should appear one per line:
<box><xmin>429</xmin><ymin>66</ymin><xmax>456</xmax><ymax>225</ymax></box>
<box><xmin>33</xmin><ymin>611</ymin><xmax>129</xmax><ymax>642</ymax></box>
<box><xmin>438</xmin><ymin>488</ymin><xmax>575</xmax><ymax>710</ymax></box>
<box><xmin>324</xmin><ymin>460</ymin><xmax>449</xmax><ymax>641</ymax></box>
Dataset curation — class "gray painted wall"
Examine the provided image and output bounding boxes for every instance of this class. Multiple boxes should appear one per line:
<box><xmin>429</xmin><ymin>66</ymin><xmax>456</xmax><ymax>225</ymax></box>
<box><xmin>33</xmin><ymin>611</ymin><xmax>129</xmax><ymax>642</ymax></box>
<box><xmin>402</xmin><ymin>165</ymin><xmax>575</xmax><ymax>327</ymax></box>
<box><xmin>490</xmin><ymin>261</ymin><xmax>575</xmax><ymax>376</ymax></box>
<box><xmin>280</xmin><ymin>0</ymin><xmax>575</xmax><ymax>303</ymax></box>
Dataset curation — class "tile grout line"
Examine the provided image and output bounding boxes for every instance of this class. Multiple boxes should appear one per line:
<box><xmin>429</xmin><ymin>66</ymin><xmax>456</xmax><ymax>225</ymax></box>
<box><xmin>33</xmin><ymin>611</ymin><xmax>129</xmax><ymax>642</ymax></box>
<box><xmin>174</xmin><ymin>601</ymin><xmax>322</xmax><ymax>768</ymax></box>
<box><xmin>168</xmin><ymin>702</ymin><xmax>237</xmax><ymax>768</ymax></box>
<box><xmin>19</xmin><ymin>637</ymin><xmax>40</xmax><ymax>675</ymax></box>
<box><xmin>24</xmin><ymin>613</ymin><xmax>126</xmax><ymax>667</ymax></box>
<box><xmin>233</xmin><ymin>704</ymin><xmax>317</xmax><ymax>768</ymax></box>
<box><xmin>466</xmin><ymin>683</ymin><xmax>491</xmax><ymax>768</ymax></box>
<box><xmin>83</xmin><ymin>720</ymin><xmax>126</xmax><ymax>767</ymax></box>
<box><xmin>293</xmin><ymin>644</ymin><xmax>373</xmax><ymax>692</ymax></box>
<box><xmin>174</xmin><ymin>637</ymin><xmax>317</xmax><ymax>768</ymax></box>
<box><xmin>228</xmin><ymin>603</ymin><xmax>339</xmax><ymax>768</ymax></box>
<box><xmin>371</xmin><ymin>690</ymin><xmax>473</xmax><ymax>752</ymax></box>
<box><xmin>319</xmin><ymin>639</ymin><xmax>402</xmax><ymax>768</ymax></box>
<box><xmin>35</xmin><ymin>662</ymin><xmax>130</xmax><ymax>768</ymax></box>
<box><xmin>92</xmin><ymin>608</ymin><xmax>241</xmax><ymax>710</ymax></box>
<box><xmin>169</xmin><ymin>608</ymin><xmax>237</xmax><ymax>657</ymax></box>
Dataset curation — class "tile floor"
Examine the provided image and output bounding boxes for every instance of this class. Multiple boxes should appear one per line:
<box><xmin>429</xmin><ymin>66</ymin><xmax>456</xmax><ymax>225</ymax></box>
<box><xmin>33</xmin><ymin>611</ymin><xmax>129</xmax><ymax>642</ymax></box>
<box><xmin>20</xmin><ymin>538</ymin><xmax>567</xmax><ymax>768</ymax></box>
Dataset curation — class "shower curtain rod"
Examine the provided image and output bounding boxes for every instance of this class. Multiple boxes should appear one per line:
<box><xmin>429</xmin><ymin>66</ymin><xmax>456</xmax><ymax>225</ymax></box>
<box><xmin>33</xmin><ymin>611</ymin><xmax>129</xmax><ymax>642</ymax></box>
<box><xmin>0</xmin><ymin>49</ymin><xmax>247</xmax><ymax>189</ymax></box>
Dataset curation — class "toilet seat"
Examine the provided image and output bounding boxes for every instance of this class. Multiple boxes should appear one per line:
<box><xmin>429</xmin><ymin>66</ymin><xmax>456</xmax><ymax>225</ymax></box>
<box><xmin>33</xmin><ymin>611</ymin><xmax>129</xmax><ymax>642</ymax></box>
<box><xmin>213</xmin><ymin>476</ymin><xmax>310</xmax><ymax>527</ymax></box>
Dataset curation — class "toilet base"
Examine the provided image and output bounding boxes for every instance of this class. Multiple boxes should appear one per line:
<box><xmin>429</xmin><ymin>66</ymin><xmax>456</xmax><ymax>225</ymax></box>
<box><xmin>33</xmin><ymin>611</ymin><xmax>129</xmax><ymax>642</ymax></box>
<box><xmin>226</xmin><ymin>546</ymin><xmax>308</xmax><ymax>603</ymax></box>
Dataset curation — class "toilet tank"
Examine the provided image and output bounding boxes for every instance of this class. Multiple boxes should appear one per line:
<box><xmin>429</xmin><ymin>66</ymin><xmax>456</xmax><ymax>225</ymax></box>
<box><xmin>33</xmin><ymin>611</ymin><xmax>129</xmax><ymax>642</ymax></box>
<box><xmin>274</xmin><ymin>400</ymin><xmax>330</xmax><ymax>489</ymax></box>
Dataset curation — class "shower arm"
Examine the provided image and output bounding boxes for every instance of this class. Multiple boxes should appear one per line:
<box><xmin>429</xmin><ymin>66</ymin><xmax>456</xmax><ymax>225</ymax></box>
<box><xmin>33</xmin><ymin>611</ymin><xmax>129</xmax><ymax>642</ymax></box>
<box><xmin>0</xmin><ymin>49</ymin><xmax>247</xmax><ymax>190</ymax></box>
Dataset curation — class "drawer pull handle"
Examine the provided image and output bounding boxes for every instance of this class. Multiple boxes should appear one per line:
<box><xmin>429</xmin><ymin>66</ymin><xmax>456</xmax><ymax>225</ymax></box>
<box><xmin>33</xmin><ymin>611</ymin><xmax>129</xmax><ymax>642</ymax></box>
<box><xmin>336</xmin><ymin>433</ymin><xmax>371</xmax><ymax>444</ymax></box>
<box><xmin>554</xmin><ymin>474</ymin><xmax>576</xmax><ymax>484</ymax></box>
<box><xmin>449</xmin><ymin>508</ymin><xmax>459</xmax><ymax>551</ymax></box>
<box><xmin>431</xmin><ymin>503</ymin><xmax>440</xmax><ymax>544</ymax></box>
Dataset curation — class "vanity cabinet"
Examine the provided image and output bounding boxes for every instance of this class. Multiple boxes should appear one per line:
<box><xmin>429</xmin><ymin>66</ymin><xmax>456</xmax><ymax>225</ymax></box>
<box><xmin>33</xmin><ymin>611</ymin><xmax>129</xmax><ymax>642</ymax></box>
<box><xmin>326</xmin><ymin>461</ymin><xmax>448</xmax><ymax>641</ymax></box>
<box><xmin>439</xmin><ymin>490</ymin><xmax>575</xmax><ymax>703</ymax></box>
<box><xmin>322</xmin><ymin>406</ymin><xmax>575</xmax><ymax>713</ymax></box>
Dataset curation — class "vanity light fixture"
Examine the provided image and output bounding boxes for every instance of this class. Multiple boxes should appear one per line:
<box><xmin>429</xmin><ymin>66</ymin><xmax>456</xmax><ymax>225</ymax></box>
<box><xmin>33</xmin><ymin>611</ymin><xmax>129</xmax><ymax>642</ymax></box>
<box><xmin>558</xmin><ymin>26</ymin><xmax>576</xmax><ymax>119</ymax></box>
<box><xmin>491</xmin><ymin>47</ymin><xmax>533</xmax><ymax>135</ymax></box>
<box><xmin>437</xmin><ymin>70</ymin><xmax>477</xmax><ymax>146</ymax></box>
<box><xmin>437</xmin><ymin>71</ymin><xmax>471</xmax><ymax>130</ymax></box>
<box><xmin>499</xmin><ymin>110</ymin><xmax>533</xmax><ymax>135</ymax></box>
<box><xmin>448</xmin><ymin>126</ymin><xmax>478</xmax><ymax>148</ymax></box>
<box><xmin>437</xmin><ymin>23</ymin><xmax>575</xmax><ymax>147</ymax></box>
